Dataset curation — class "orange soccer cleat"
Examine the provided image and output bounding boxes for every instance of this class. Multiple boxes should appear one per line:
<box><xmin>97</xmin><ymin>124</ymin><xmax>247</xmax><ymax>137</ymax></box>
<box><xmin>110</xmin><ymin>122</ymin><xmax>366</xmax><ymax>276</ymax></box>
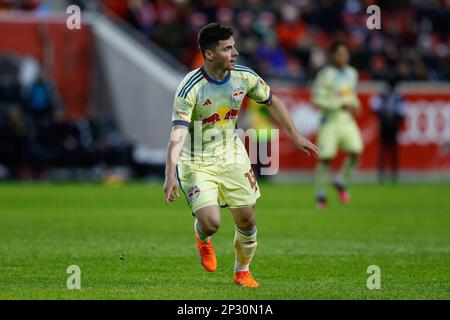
<box><xmin>234</xmin><ymin>270</ymin><xmax>260</xmax><ymax>288</ymax></box>
<box><xmin>194</xmin><ymin>231</ymin><xmax>217</xmax><ymax>272</ymax></box>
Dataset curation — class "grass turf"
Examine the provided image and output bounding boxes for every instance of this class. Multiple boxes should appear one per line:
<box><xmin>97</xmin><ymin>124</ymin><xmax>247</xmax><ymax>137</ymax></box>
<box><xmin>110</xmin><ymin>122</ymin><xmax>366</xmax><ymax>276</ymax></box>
<box><xmin>0</xmin><ymin>181</ymin><xmax>449</xmax><ymax>299</ymax></box>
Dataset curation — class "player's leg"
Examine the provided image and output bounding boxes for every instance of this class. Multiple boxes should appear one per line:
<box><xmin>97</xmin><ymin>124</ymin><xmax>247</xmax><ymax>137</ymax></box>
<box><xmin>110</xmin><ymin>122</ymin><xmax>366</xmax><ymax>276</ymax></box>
<box><xmin>230</xmin><ymin>205</ymin><xmax>259</xmax><ymax>288</ymax></box>
<box><xmin>193</xmin><ymin>205</ymin><xmax>221</xmax><ymax>272</ymax></box>
<box><xmin>333</xmin><ymin>152</ymin><xmax>359</xmax><ymax>203</ymax></box>
<box><xmin>194</xmin><ymin>205</ymin><xmax>221</xmax><ymax>241</ymax></box>
<box><xmin>336</xmin><ymin>152</ymin><xmax>360</xmax><ymax>185</ymax></box>
<box><xmin>219</xmin><ymin>140</ymin><xmax>260</xmax><ymax>287</ymax></box>
<box><xmin>315</xmin><ymin>159</ymin><xmax>332</xmax><ymax>208</ymax></box>
<box><xmin>335</xmin><ymin>120</ymin><xmax>363</xmax><ymax>203</ymax></box>
<box><xmin>315</xmin><ymin>122</ymin><xmax>338</xmax><ymax>208</ymax></box>
<box><xmin>176</xmin><ymin>161</ymin><xmax>220</xmax><ymax>272</ymax></box>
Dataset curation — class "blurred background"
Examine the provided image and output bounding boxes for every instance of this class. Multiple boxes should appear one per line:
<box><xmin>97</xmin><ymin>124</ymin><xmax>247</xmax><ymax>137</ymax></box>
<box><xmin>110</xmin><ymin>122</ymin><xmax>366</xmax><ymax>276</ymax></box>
<box><xmin>0</xmin><ymin>0</ymin><xmax>449</xmax><ymax>183</ymax></box>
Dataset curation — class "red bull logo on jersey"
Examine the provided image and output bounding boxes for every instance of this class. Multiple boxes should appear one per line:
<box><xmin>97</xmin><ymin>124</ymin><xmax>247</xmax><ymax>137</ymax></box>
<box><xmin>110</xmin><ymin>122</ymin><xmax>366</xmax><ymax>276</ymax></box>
<box><xmin>232</xmin><ymin>87</ymin><xmax>245</xmax><ymax>102</ymax></box>
<box><xmin>201</xmin><ymin>106</ymin><xmax>239</xmax><ymax>126</ymax></box>
<box><xmin>202</xmin><ymin>113</ymin><xmax>221</xmax><ymax>125</ymax></box>
<box><xmin>338</xmin><ymin>86</ymin><xmax>352</xmax><ymax>98</ymax></box>
<box><xmin>224</xmin><ymin>108</ymin><xmax>239</xmax><ymax>120</ymax></box>
<box><xmin>188</xmin><ymin>185</ymin><xmax>201</xmax><ymax>201</ymax></box>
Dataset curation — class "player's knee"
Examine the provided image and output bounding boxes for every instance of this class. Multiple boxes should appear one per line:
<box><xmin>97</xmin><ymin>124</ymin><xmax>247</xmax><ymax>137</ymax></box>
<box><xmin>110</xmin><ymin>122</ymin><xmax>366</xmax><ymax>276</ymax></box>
<box><xmin>237</xmin><ymin>214</ymin><xmax>256</xmax><ymax>231</ymax></box>
<box><xmin>203</xmin><ymin>217</ymin><xmax>220</xmax><ymax>234</ymax></box>
<box><xmin>203</xmin><ymin>223</ymin><xmax>220</xmax><ymax>235</ymax></box>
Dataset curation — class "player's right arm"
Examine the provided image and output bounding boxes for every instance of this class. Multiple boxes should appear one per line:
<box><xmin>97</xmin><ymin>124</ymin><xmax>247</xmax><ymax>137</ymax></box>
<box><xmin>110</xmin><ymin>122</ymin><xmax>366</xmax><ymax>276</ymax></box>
<box><xmin>164</xmin><ymin>125</ymin><xmax>188</xmax><ymax>204</ymax></box>
<box><xmin>163</xmin><ymin>75</ymin><xmax>196</xmax><ymax>204</ymax></box>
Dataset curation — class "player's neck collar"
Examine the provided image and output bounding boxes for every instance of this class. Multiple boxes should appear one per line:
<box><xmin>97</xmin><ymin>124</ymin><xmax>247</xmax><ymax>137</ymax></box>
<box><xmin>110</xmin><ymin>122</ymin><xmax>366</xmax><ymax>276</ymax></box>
<box><xmin>200</xmin><ymin>66</ymin><xmax>230</xmax><ymax>85</ymax></box>
<box><xmin>332</xmin><ymin>64</ymin><xmax>347</xmax><ymax>72</ymax></box>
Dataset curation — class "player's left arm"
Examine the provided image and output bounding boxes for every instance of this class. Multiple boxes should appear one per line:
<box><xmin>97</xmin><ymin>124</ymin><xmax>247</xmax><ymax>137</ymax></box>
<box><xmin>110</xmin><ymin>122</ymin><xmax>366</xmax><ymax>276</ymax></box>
<box><xmin>342</xmin><ymin>68</ymin><xmax>362</xmax><ymax>115</ymax></box>
<box><xmin>264</xmin><ymin>95</ymin><xmax>320</xmax><ymax>158</ymax></box>
<box><xmin>246</xmin><ymin>70</ymin><xmax>319</xmax><ymax>158</ymax></box>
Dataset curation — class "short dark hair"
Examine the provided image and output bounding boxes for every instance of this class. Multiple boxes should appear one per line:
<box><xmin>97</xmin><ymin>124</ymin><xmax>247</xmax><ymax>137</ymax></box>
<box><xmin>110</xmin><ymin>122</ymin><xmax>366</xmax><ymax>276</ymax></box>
<box><xmin>329</xmin><ymin>41</ymin><xmax>348</xmax><ymax>55</ymax></box>
<box><xmin>198</xmin><ymin>23</ymin><xmax>233</xmax><ymax>55</ymax></box>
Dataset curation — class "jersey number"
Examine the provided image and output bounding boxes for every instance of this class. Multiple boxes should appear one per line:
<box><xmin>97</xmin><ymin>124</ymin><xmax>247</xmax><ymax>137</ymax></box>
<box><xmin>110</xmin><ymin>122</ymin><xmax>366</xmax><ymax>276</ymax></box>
<box><xmin>244</xmin><ymin>169</ymin><xmax>258</xmax><ymax>191</ymax></box>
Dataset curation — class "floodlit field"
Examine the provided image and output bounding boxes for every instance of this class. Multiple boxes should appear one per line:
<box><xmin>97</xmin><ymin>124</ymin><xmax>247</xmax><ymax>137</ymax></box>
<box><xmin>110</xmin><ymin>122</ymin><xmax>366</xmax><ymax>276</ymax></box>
<box><xmin>0</xmin><ymin>182</ymin><xmax>449</xmax><ymax>299</ymax></box>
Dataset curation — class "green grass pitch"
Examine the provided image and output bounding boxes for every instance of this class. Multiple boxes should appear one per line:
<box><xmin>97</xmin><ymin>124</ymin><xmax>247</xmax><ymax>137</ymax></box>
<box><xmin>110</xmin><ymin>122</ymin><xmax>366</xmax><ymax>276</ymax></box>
<box><xmin>0</xmin><ymin>181</ymin><xmax>449</xmax><ymax>299</ymax></box>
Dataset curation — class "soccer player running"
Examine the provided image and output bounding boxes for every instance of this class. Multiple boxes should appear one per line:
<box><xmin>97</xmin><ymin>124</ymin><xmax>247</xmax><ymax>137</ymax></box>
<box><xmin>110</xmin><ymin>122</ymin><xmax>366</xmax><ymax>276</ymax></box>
<box><xmin>163</xmin><ymin>23</ymin><xmax>319</xmax><ymax>288</ymax></box>
<box><xmin>312</xmin><ymin>41</ymin><xmax>363</xmax><ymax>209</ymax></box>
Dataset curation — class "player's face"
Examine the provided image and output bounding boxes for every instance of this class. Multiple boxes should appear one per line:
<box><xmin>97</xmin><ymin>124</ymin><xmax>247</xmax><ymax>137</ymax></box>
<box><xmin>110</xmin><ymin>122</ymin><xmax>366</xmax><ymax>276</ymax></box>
<box><xmin>212</xmin><ymin>36</ymin><xmax>239</xmax><ymax>70</ymax></box>
<box><xmin>333</xmin><ymin>46</ymin><xmax>349</xmax><ymax>68</ymax></box>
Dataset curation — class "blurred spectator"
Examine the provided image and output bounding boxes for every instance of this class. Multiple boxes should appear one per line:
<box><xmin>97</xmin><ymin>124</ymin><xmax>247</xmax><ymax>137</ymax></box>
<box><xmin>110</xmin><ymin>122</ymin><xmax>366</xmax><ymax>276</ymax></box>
<box><xmin>0</xmin><ymin>106</ymin><xmax>28</xmax><ymax>179</ymax></box>
<box><xmin>126</xmin><ymin>0</ymin><xmax>157</xmax><ymax>37</ymax></box>
<box><xmin>0</xmin><ymin>0</ymin><xmax>41</xmax><ymax>11</ymax></box>
<box><xmin>24</xmin><ymin>70</ymin><xmax>62</xmax><ymax>126</ymax></box>
<box><xmin>255</xmin><ymin>36</ymin><xmax>289</xmax><ymax>79</ymax></box>
<box><xmin>370</xmin><ymin>77</ymin><xmax>406</xmax><ymax>183</ymax></box>
<box><xmin>84</xmin><ymin>109</ymin><xmax>132</xmax><ymax>168</ymax></box>
<box><xmin>234</xmin><ymin>10</ymin><xmax>260</xmax><ymax>69</ymax></box>
<box><xmin>186</xmin><ymin>11</ymin><xmax>209</xmax><ymax>67</ymax></box>
<box><xmin>102</xmin><ymin>0</ymin><xmax>130</xmax><ymax>18</ymax></box>
<box><xmin>100</xmin><ymin>0</ymin><xmax>450</xmax><ymax>82</ymax></box>
<box><xmin>28</xmin><ymin>108</ymin><xmax>81</xmax><ymax>176</ymax></box>
<box><xmin>150</xmin><ymin>0</ymin><xmax>189</xmax><ymax>61</ymax></box>
<box><xmin>216</xmin><ymin>6</ymin><xmax>233</xmax><ymax>26</ymax></box>
<box><xmin>22</xmin><ymin>106</ymin><xmax>132</xmax><ymax>179</ymax></box>
<box><xmin>276</xmin><ymin>3</ymin><xmax>308</xmax><ymax>52</ymax></box>
<box><xmin>0</xmin><ymin>53</ymin><xmax>22</xmax><ymax>113</ymax></box>
<box><xmin>0</xmin><ymin>51</ymin><xmax>132</xmax><ymax>180</ymax></box>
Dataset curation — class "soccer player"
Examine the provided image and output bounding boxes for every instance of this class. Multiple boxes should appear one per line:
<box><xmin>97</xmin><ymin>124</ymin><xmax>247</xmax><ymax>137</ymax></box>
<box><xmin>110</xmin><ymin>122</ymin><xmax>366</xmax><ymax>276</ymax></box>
<box><xmin>312</xmin><ymin>41</ymin><xmax>363</xmax><ymax>209</ymax></box>
<box><xmin>163</xmin><ymin>23</ymin><xmax>319</xmax><ymax>288</ymax></box>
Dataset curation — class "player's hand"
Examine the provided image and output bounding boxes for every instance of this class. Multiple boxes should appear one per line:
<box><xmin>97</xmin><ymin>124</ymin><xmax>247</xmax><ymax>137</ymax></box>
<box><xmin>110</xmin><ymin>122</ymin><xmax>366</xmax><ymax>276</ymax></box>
<box><xmin>293</xmin><ymin>134</ymin><xmax>320</xmax><ymax>158</ymax></box>
<box><xmin>163</xmin><ymin>175</ymin><xmax>180</xmax><ymax>204</ymax></box>
<box><xmin>342</xmin><ymin>104</ymin><xmax>362</xmax><ymax>117</ymax></box>
<box><xmin>354</xmin><ymin>106</ymin><xmax>362</xmax><ymax>116</ymax></box>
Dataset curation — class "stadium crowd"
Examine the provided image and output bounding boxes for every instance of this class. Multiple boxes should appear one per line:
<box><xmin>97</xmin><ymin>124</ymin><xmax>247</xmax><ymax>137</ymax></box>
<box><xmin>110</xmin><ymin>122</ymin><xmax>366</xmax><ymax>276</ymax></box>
<box><xmin>0</xmin><ymin>53</ymin><xmax>131</xmax><ymax>180</ymax></box>
<box><xmin>99</xmin><ymin>0</ymin><xmax>450</xmax><ymax>82</ymax></box>
<box><xmin>1</xmin><ymin>0</ymin><xmax>449</xmax><ymax>180</ymax></box>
